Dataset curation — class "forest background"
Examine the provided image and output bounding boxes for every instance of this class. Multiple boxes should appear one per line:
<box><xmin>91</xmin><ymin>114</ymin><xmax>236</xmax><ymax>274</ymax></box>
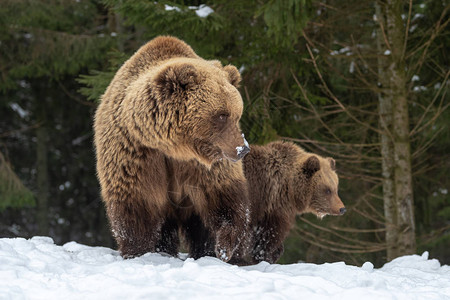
<box><xmin>0</xmin><ymin>0</ymin><xmax>448</xmax><ymax>266</ymax></box>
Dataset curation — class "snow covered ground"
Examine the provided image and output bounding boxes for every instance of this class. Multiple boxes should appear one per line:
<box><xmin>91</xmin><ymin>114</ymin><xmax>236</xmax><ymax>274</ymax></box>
<box><xmin>1</xmin><ymin>237</ymin><xmax>449</xmax><ymax>300</ymax></box>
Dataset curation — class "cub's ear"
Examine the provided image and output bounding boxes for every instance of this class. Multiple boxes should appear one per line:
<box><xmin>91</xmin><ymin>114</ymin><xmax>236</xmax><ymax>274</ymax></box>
<box><xmin>302</xmin><ymin>156</ymin><xmax>320</xmax><ymax>178</ymax></box>
<box><xmin>223</xmin><ymin>65</ymin><xmax>241</xmax><ymax>88</ymax></box>
<box><xmin>154</xmin><ymin>63</ymin><xmax>201</xmax><ymax>97</ymax></box>
<box><xmin>327</xmin><ymin>157</ymin><xmax>336</xmax><ymax>171</ymax></box>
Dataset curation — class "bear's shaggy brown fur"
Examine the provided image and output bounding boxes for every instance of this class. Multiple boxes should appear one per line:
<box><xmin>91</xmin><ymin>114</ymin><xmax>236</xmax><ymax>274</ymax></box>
<box><xmin>242</xmin><ymin>141</ymin><xmax>345</xmax><ymax>264</ymax></box>
<box><xmin>181</xmin><ymin>141</ymin><xmax>345</xmax><ymax>264</ymax></box>
<box><xmin>94</xmin><ymin>36</ymin><xmax>250</xmax><ymax>261</ymax></box>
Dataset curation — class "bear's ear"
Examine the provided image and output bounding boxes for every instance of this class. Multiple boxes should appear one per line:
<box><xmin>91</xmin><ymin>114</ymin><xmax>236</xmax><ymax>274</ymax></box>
<box><xmin>327</xmin><ymin>157</ymin><xmax>336</xmax><ymax>171</ymax></box>
<box><xmin>209</xmin><ymin>59</ymin><xmax>223</xmax><ymax>68</ymax></box>
<box><xmin>223</xmin><ymin>65</ymin><xmax>241</xmax><ymax>88</ymax></box>
<box><xmin>302</xmin><ymin>156</ymin><xmax>320</xmax><ymax>178</ymax></box>
<box><xmin>155</xmin><ymin>63</ymin><xmax>200</xmax><ymax>96</ymax></box>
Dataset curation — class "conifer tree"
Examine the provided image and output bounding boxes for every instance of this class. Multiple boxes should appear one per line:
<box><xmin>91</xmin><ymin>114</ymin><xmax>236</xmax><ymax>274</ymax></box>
<box><xmin>0</xmin><ymin>151</ymin><xmax>34</xmax><ymax>211</ymax></box>
<box><xmin>0</xmin><ymin>0</ymin><xmax>113</xmax><ymax>236</ymax></box>
<box><xmin>281</xmin><ymin>0</ymin><xmax>449</xmax><ymax>263</ymax></box>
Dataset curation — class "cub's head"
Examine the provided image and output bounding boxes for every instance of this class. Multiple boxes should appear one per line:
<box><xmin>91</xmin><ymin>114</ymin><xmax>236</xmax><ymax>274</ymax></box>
<box><xmin>300</xmin><ymin>155</ymin><xmax>346</xmax><ymax>218</ymax></box>
<box><xmin>129</xmin><ymin>58</ymin><xmax>249</xmax><ymax>167</ymax></box>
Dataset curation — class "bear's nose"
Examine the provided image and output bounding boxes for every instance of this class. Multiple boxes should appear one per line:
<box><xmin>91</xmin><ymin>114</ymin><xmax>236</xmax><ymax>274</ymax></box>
<box><xmin>237</xmin><ymin>145</ymin><xmax>250</xmax><ymax>159</ymax></box>
<box><xmin>339</xmin><ymin>207</ymin><xmax>346</xmax><ymax>215</ymax></box>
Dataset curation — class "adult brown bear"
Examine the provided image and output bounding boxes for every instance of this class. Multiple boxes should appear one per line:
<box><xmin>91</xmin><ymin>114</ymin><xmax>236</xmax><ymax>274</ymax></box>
<box><xmin>94</xmin><ymin>36</ymin><xmax>250</xmax><ymax>261</ymax></box>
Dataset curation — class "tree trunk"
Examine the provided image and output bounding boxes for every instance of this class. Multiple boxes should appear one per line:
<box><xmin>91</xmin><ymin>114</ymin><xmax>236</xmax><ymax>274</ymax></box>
<box><xmin>376</xmin><ymin>0</ymin><xmax>416</xmax><ymax>261</ymax></box>
<box><xmin>36</xmin><ymin>94</ymin><xmax>49</xmax><ymax>236</ymax></box>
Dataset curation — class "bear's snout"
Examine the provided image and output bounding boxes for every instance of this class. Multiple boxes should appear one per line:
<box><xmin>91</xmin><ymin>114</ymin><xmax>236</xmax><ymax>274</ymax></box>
<box><xmin>223</xmin><ymin>133</ymin><xmax>250</xmax><ymax>162</ymax></box>
<box><xmin>330</xmin><ymin>195</ymin><xmax>345</xmax><ymax>216</ymax></box>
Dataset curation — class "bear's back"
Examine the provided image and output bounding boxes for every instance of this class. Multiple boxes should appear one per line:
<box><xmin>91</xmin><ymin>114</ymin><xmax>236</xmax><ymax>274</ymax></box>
<box><xmin>100</xmin><ymin>36</ymin><xmax>199</xmax><ymax>106</ymax></box>
<box><xmin>243</xmin><ymin>141</ymin><xmax>302</xmax><ymax>216</ymax></box>
<box><xmin>119</xmin><ymin>36</ymin><xmax>200</xmax><ymax>83</ymax></box>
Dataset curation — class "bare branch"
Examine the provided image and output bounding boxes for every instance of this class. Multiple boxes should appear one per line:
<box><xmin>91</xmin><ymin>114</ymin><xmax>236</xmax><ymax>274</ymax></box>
<box><xmin>57</xmin><ymin>81</ymin><xmax>95</xmax><ymax>107</ymax></box>
<box><xmin>412</xmin><ymin>127</ymin><xmax>444</xmax><ymax>159</ymax></box>
<box><xmin>281</xmin><ymin>136</ymin><xmax>380</xmax><ymax>148</ymax></box>
<box><xmin>0</xmin><ymin>123</ymin><xmax>41</xmax><ymax>138</ymax></box>
<box><xmin>298</xmin><ymin>217</ymin><xmax>383</xmax><ymax>247</ymax></box>
<box><xmin>402</xmin><ymin>0</ymin><xmax>413</xmax><ymax>61</ymax></box>
<box><xmin>304</xmin><ymin>44</ymin><xmax>385</xmax><ymax>135</ymax></box>
<box><xmin>409</xmin><ymin>6</ymin><xmax>450</xmax><ymax>75</ymax></box>
<box><xmin>410</xmin><ymin>71</ymin><xmax>449</xmax><ymax>136</ymax></box>
<box><xmin>294</xmin><ymin>227</ymin><xmax>386</xmax><ymax>254</ymax></box>
<box><xmin>374</xmin><ymin>3</ymin><xmax>391</xmax><ymax>51</ymax></box>
<box><xmin>352</xmin><ymin>207</ymin><xmax>386</xmax><ymax>226</ymax></box>
<box><xmin>329</xmin><ymin>225</ymin><xmax>386</xmax><ymax>233</ymax></box>
<box><xmin>290</xmin><ymin>70</ymin><xmax>344</xmax><ymax>144</ymax></box>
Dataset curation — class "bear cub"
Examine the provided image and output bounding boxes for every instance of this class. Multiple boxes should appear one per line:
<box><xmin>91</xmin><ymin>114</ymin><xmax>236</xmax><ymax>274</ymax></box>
<box><xmin>181</xmin><ymin>141</ymin><xmax>346</xmax><ymax>265</ymax></box>
<box><xmin>242</xmin><ymin>141</ymin><xmax>346</xmax><ymax>264</ymax></box>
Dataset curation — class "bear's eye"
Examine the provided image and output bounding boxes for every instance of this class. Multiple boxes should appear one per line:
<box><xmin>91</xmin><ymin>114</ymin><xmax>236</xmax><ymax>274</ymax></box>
<box><xmin>214</xmin><ymin>113</ymin><xmax>229</xmax><ymax>123</ymax></box>
<box><xmin>325</xmin><ymin>188</ymin><xmax>331</xmax><ymax>195</ymax></box>
<box><xmin>218</xmin><ymin>114</ymin><xmax>228</xmax><ymax>122</ymax></box>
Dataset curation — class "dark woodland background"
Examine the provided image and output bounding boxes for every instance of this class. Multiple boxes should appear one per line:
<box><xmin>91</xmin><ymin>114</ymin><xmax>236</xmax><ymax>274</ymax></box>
<box><xmin>0</xmin><ymin>0</ymin><xmax>448</xmax><ymax>266</ymax></box>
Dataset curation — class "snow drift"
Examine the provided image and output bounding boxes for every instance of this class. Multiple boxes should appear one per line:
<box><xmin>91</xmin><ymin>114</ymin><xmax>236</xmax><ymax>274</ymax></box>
<box><xmin>0</xmin><ymin>237</ymin><xmax>449</xmax><ymax>299</ymax></box>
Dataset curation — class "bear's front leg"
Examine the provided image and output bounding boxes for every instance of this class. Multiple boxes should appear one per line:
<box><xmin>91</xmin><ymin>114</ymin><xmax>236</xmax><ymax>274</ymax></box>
<box><xmin>215</xmin><ymin>220</ymin><xmax>239</xmax><ymax>262</ymax></box>
<box><xmin>105</xmin><ymin>200</ymin><xmax>163</xmax><ymax>258</ymax></box>
<box><xmin>204</xmin><ymin>184</ymin><xmax>250</xmax><ymax>262</ymax></box>
<box><xmin>252</xmin><ymin>215</ymin><xmax>291</xmax><ymax>264</ymax></box>
<box><xmin>252</xmin><ymin>232</ymin><xmax>284</xmax><ymax>264</ymax></box>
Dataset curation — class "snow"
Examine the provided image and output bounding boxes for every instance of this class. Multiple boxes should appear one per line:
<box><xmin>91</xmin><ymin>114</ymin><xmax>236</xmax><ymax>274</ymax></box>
<box><xmin>410</xmin><ymin>24</ymin><xmax>418</xmax><ymax>33</ymax></box>
<box><xmin>329</xmin><ymin>47</ymin><xmax>352</xmax><ymax>56</ymax></box>
<box><xmin>164</xmin><ymin>4</ymin><xmax>181</xmax><ymax>12</ymax></box>
<box><xmin>349</xmin><ymin>61</ymin><xmax>355</xmax><ymax>74</ymax></box>
<box><xmin>412</xmin><ymin>14</ymin><xmax>424</xmax><ymax>22</ymax></box>
<box><xmin>236</xmin><ymin>147</ymin><xmax>245</xmax><ymax>156</ymax></box>
<box><xmin>243</xmin><ymin>134</ymin><xmax>249</xmax><ymax>148</ymax></box>
<box><xmin>9</xmin><ymin>103</ymin><xmax>29</xmax><ymax>119</ymax></box>
<box><xmin>189</xmin><ymin>4</ymin><xmax>214</xmax><ymax>18</ymax></box>
<box><xmin>164</xmin><ymin>4</ymin><xmax>214</xmax><ymax>18</ymax></box>
<box><xmin>236</xmin><ymin>134</ymin><xmax>250</xmax><ymax>156</ymax></box>
<box><xmin>413</xmin><ymin>86</ymin><xmax>427</xmax><ymax>92</ymax></box>
<box><xmin>1</xmin><ymin>237</ymin><xmax>449</xmax><ymax>299</ymax></box>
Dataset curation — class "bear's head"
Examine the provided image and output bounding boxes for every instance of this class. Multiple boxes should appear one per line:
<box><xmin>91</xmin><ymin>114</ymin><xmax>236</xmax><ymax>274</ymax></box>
<box><xmin>298</xmin><ymin>155</ymin><xmax>346</xmax><ymax>218</ymax></box>
<box><xmin>125</xmin><ymin>58</ymin><xmax>249</xmax><ymax>167</ymax></box>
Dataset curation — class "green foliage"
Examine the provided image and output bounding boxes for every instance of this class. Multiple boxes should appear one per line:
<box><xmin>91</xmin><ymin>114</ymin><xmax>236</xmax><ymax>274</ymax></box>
<box><xmin>77</xmin><ymin>70</ymin><xmax>115</xmax><ymax>102</ymax></box>
<box><xmin>257</xmin><ymin>0</ymin><xmax>312</xmax><ymax>48</ymax></box>
<box><xmin>0</xmin><ymin>0</ymin><xmax>114</xmax><ymax>91</ymax></box>
<box><xmin>103</xmin><ymin>0</ymin><xmax>225</xmax><ymax>53</ymax></box>
<box><xmin>77</xmin><ymin>50</ymin><xmax>129</xmax><ymax>102</ymax></box>
<box><xmin>0</xmin><ymin>152</ymin><xmax>35</xmax><ymax>211</ymax></box>
<box><xmin>0</xmin><ymin>0</ymin><xmax>115</xmax><ymax>244</ymax></box>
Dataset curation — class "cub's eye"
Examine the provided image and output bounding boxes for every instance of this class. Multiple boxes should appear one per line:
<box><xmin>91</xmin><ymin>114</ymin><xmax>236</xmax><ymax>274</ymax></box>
<box><xmin>325</xmin><ymin>188</ymin><xmax>331</xmax><ymax>195</ymax></box>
